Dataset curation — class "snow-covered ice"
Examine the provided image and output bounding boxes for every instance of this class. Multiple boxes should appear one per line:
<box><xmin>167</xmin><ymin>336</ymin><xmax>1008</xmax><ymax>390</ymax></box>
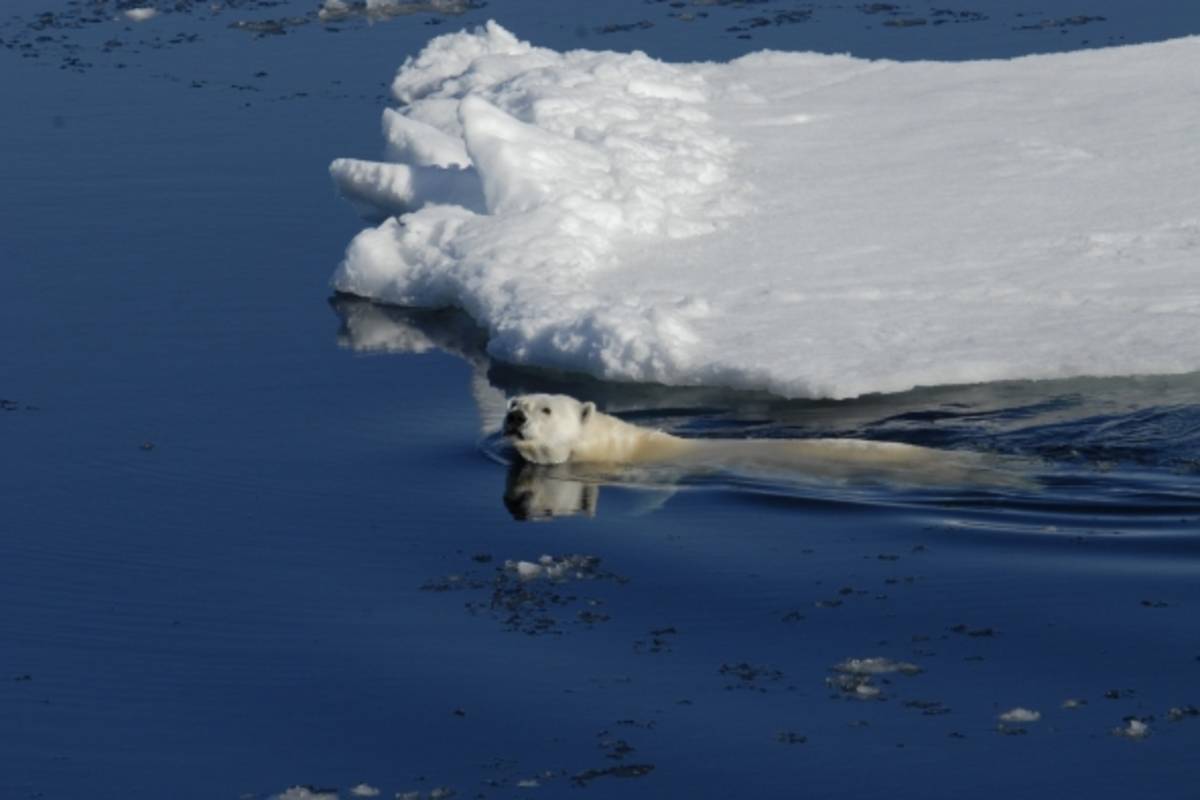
<box><xmin>331</xmin><ymin>23</ymin><xmax>1200</xmax><ymax>399</ymax></box>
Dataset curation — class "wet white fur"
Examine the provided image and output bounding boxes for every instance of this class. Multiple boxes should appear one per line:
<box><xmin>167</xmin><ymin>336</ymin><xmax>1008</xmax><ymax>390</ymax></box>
<box><xmin>503</xmin><ymin>393</ymin><xmax>1005</xmax><ymax>486</ymax></box>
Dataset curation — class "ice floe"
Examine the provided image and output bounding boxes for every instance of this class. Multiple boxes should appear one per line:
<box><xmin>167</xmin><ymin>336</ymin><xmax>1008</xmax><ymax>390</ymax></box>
<box><xmin>332</xmin><ymin>23</ymin><xmax>1200</xmax><ymax>399</ymax></box>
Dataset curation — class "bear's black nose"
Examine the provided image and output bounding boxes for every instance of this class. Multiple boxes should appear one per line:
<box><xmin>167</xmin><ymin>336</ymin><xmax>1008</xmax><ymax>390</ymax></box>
<box><xmin>503</xmin><ymin>408</ymin><xmax>526</xmax><ymax>436</ymax></box>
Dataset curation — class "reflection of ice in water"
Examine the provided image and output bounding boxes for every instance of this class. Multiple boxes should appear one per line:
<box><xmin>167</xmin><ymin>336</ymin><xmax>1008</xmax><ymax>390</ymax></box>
<box><xmin>333</xmin><ymin>297</ymin><xmax>508</xmax><ymax>437</ymax></box>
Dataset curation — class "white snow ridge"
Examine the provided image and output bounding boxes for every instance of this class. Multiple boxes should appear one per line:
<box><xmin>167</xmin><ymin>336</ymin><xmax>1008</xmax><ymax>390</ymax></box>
<box><xmin>331</xmin><ymin>23</ymin><xmax>1200</xmax><ymax>399</ymax></box>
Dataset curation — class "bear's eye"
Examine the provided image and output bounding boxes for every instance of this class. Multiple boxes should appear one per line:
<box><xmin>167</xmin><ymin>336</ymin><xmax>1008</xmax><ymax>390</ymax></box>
<box><xmin>541</xmin><ymin>407</ymin><xmax>551</xmax><ymax>415</ymax></box>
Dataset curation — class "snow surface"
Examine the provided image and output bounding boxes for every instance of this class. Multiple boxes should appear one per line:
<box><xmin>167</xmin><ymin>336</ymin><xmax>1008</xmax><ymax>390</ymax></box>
<box><xmin>331</xmin><ymin>23</ymin><xmax>1200</xmax><ymax>399</ymax></box>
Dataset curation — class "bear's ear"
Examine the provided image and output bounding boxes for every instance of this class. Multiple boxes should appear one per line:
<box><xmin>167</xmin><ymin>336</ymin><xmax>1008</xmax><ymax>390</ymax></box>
<box><xmin>580</xmin><ymin>401</ymin><xmax>595</xmax><ymax>424</ymax></box>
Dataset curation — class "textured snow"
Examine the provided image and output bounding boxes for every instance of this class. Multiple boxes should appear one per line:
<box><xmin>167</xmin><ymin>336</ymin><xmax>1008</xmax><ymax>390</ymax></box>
<box><xmin>331</xmin><ymin>23</ymin><xmax>1200</xmax><ymax>399</ymax></box>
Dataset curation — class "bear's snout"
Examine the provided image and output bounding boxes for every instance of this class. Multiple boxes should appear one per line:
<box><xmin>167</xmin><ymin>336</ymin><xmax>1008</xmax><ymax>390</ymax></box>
<box><xmin>503</xmin><ymin>408</ymin><xmax>527</xmax><ymax>437</ymax></box>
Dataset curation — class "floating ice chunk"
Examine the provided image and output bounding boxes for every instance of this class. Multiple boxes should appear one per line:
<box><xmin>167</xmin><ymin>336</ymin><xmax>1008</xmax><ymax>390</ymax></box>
<box><xmin>271</xmin><ymin>788</ymin><xmax>338</xmax><ymax>800</ymax></box>
<box><xmin>827</xmin><ymin>656</ymin><xmax>922</xmax><ymax>700</ymax></box>
<box><xmin>833</xmin><ymin>657</ymin><xmax>922</xmax><ymax>676</ymax></box>
<box><xmin>1112</xmin><ymin>718</ymin><xmax>1151</xmax><ymax>739</ymax></box>
<box><xmin>513</xmin><ymin>560</ymin><xmax>543</xmax><ymax>580</ymax></box>
<box><xmin>320</xmin><ymin>0</ymin><xmax>476</xmax><ymax>22</ymax></box>
<box><xmin>122</xmin><ymin>7</ymin><xmax>158</xmax><ymax>22</ymax></box>
<box><xmin>349</xmin><ymin>785</ymin><xmax>380</xmax><ymax>798</ymax></box>
<box><xmin>504</xmin><ymin>554</ymin><xmax>605</xmax><ymax>581</ymax></box>
<box><xmin>332</xmin><ymin>24</ymin><xmax>1200</xmax><ymax>398</ymax></box>
<box><xmin>998</xmin><ymin>707</ymin><xmax>1041</xmax><ymax>723</ymax></box>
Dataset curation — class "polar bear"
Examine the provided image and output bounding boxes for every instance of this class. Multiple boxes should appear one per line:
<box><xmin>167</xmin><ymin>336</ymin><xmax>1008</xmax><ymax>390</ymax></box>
<box><xmin>502</xmin><ymin>393</ymin><xmax>1020</xmax><ymax>487</ymax></box>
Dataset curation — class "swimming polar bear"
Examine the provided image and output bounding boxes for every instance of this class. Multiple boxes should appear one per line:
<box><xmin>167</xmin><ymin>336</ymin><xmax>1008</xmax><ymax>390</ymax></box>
<box><xmin>502</xmin><ymin>393</ymin><xmax>1021</xmax><ymax>487</ymax></box>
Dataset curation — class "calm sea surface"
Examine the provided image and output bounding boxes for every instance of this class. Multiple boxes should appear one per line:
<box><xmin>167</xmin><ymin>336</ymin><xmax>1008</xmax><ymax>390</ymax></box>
<box><xmin>2</xmin><ymin>1</ymin><xmax>1199</xmax><ymax>798</ymax></box>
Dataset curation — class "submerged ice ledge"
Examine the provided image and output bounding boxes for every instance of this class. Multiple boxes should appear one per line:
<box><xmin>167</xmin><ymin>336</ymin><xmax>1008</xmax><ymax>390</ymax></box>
<box><xmin>330</xmin><ymin>22</ymin><xmax>1200</xmax><ymax>399</ymax></box>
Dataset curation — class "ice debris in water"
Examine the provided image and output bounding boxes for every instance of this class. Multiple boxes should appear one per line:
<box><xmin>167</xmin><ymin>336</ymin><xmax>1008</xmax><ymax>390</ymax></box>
<box><xmin>827</xmin><ymin>657</ymin><xmax>921</xmax><ymax>699</ymax></box>
<box><xmin>271</xmin><ymin>788</ymin><xmax>338</xmax><ymax>800</ymax></box>
<box><xmin>349</xmin><ymin>786</ymin><xmax>380</xmax><ymax>798</ymax></box>
<box><xmin>833</xmin><ymin>657</ymin><xmax>922</xmax><ymax>676</ymax></box>
<box><xmin>332</xmin><ymin>23</ymin><xmax>1200</xmax><ymax>399</ymax></box>
<box><xmin>1111</xmin><ymin>718</ymin><xmax>1151</xmax><ymax>739</ymax></box>
<box><xmin>319</xmin><ymin>0</ymin><xmax>477</xmax><ymax>22</ymax></box>
<box><xmin>998</xmin><ymin>707</ymin><xmax>1041</xmax><ymax>723</ymax></box>
<box><xmin>506</xmin><ymin>554</ymin><xmax>602</xmax><ymax>581</ymax></box>
<box><xmin>121</xmin><ymin>7</ymin><xmax>158</xmax><ymax>22</ymax></box>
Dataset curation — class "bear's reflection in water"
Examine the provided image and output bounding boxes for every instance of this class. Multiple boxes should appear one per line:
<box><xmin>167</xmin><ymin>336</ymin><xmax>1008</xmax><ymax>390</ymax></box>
<box><xmin>503</xmin><ymin>463</ymin><xmax>599</xmax><ymax>521</ymax></box>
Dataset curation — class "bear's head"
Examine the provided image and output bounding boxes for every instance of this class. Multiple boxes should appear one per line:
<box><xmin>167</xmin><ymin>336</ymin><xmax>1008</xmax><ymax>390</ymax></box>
<box><xmin>502</xmin><ymin>393</ymin><xmax>596</xmax><ymax>465</ymax></box>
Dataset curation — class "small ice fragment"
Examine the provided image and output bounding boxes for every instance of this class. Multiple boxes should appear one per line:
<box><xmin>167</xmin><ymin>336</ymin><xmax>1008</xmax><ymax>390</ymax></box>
<box><xmin>350</xmin><ymin>785</ymin><xmax>380</xmax><ymax>797</ymax></box>
<box><xmin>1112</xmin><ymin>718</ymin><xmax>1150</xmax><ymax>739</ymax></box>
<box><xmin>834</xmin><ymin>657</ymin><xmax>921</xmax><ymax>675</ymax></box>
<box><xmin>1061</xmin><ymin>698</ymin><xmax>1087</xmax><ymax>709</ymax></box>
<box><xmin>516</xmin><ymin>778</ymin><xmax>541</xmax><ymax>788</ymax></box>
<box><xmin>855</xmin><ymin>684</ymin><xmax>881</xmax><ymax>699</ymax></box>
<box><xmin>1167</xmin><ymin>705</ymin><xmax>1200</xmax><ymax>721</ymax></box>
<box><xmin>998</xmin><ymin>707</ymin><xmax>1041</xmax><ymax>723</ymax></box>
<box><xmin>122</xmin><ymin>7</ymin><xmax>158</xmax><ymax>21</ymax></box>
<box><xmin>271</xmin><ymin>789</ymin><xmax>338</xmax><ymax>800</ymax></box>
<box><xmin>515</xmin><ymin>561</ymin><xmax>543</xmax><ymax>580</ymax></box>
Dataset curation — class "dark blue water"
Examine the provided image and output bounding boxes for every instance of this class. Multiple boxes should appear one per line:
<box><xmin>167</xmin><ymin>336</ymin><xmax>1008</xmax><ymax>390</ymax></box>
<box><xmin>3</xmin><ymin>2</ymin><xmax>1199</xmax><ymax>798</ymax></box>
